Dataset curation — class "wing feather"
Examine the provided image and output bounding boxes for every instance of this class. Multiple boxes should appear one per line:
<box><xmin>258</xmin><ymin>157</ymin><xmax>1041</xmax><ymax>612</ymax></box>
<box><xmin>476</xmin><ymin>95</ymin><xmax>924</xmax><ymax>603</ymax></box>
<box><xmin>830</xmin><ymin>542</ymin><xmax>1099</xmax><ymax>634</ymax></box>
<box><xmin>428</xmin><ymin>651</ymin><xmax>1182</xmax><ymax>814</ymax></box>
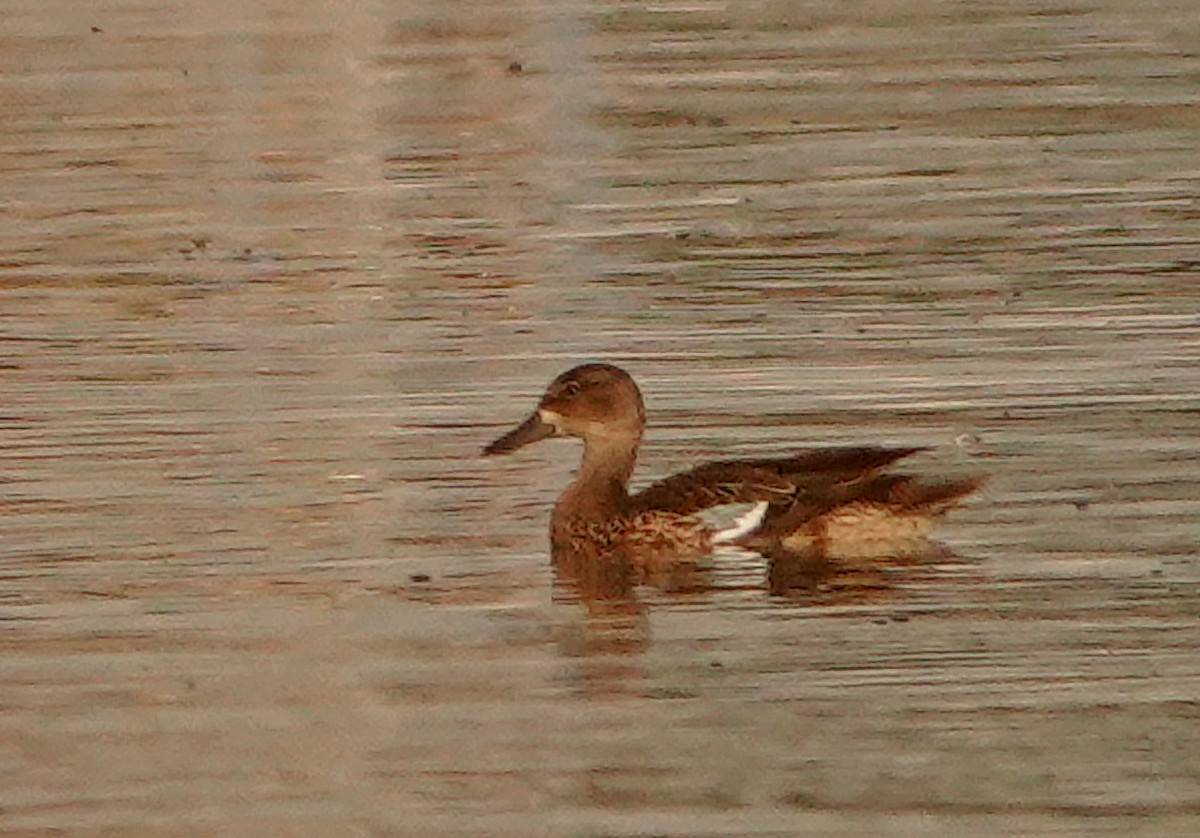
<box><xmin>630</xmin><ymin>446</ymin><xmax>925</xmax><ymax>515</ymax></box>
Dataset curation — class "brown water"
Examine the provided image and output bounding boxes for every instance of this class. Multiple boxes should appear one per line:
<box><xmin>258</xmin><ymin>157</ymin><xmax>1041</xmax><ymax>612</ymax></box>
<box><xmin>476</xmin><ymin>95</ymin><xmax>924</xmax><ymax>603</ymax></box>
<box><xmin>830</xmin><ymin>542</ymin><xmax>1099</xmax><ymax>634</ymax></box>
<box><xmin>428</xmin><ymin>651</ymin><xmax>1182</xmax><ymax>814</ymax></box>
<box><xmin>2</xmin><ymin>0</ymin><xmax>1200</xmax><ymax>834</ymax></box>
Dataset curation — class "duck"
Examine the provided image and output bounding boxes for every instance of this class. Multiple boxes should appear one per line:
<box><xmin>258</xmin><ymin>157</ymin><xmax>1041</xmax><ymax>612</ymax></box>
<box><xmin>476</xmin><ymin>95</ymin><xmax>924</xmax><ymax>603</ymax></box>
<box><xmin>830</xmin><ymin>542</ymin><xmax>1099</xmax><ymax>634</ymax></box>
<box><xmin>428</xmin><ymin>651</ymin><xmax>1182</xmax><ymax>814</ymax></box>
<box><xmin>483</xmin><ymin>363</ymin><xmax>982</xmax><ymax>591</ymax></box>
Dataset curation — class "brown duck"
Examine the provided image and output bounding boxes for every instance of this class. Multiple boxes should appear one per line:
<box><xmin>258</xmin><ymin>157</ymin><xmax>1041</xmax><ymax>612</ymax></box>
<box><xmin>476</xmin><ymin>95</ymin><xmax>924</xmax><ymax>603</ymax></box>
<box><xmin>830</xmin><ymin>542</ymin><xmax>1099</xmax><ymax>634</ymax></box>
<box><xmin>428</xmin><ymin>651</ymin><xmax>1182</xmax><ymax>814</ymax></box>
<box><xmin>483</xmin><ymin>363</ymin><xmax>981</xmax><ymax>588</ymax></box>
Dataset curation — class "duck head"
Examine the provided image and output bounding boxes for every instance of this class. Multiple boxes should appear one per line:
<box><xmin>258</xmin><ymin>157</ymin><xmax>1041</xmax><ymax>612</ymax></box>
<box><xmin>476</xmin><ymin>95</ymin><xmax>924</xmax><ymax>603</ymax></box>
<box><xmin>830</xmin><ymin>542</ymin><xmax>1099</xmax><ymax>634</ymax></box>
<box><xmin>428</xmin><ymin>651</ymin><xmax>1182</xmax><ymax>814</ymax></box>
<box><xmin>483</xmin><ymin>363</ymin><xmax>646</xmax><ymax>455</ymax></box>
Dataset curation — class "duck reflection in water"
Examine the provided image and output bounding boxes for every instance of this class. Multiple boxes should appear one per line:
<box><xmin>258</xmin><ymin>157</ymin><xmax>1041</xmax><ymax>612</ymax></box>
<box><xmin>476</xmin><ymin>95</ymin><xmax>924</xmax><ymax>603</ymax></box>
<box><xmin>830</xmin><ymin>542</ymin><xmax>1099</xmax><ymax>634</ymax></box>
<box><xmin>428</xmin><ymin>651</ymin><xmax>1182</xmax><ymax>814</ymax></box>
<box><xmin>484</xmin><ymin>363</ymin><xmax>982</xmax><ymax>595</ymax></box>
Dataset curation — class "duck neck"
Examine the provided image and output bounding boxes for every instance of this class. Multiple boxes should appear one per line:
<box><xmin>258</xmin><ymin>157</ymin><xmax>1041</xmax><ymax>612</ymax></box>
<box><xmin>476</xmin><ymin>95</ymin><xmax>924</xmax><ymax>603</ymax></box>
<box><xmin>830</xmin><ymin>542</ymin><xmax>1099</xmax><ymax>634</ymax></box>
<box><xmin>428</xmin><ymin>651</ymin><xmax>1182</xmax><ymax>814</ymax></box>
<box><xmin>562</xmin><ymin>432</ymin><xmax>641</xmax><ymax>521</ymax></box>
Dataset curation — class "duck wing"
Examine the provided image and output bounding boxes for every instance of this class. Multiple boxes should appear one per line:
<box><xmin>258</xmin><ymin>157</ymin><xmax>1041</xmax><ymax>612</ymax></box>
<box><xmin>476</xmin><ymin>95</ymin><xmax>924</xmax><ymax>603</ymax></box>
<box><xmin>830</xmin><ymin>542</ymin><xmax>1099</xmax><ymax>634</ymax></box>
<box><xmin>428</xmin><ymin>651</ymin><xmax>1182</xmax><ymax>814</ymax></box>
<box><xmin>630</xmin><ymin>446</ymin><xmax>925</xmax><ymax>516</ymax></box>
<box><xmin>736</xmin><ymin>472</ymin><xmax>986</xmax><ymax>553</ymax></box>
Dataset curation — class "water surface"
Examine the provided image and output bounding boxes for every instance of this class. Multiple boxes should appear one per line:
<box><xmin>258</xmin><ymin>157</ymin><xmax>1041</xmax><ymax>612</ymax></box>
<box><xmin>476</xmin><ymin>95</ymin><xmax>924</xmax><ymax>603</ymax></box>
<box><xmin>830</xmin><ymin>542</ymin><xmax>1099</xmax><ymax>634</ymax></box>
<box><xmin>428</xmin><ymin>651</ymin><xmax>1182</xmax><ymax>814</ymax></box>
<box><xmin>2</xmin><ymin>0</ymin><xmax>1199</xmax><ymax>834</ymax></box>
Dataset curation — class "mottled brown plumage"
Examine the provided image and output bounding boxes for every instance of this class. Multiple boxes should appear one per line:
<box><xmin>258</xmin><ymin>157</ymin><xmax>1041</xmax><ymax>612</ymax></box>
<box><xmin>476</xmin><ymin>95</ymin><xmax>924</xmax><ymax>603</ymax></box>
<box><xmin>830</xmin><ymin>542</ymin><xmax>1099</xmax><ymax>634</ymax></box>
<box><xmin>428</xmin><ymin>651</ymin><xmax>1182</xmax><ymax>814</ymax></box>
<box><xmin>739</xmin><ymin>473</ymin><xmax>986</xmax><ymax>559</ymax></box>
<box><xmin>630</xmin><ymin>446</ymin><xmax>925</xmax><ymax>516</ymax></box>
<box><xmin>482</xmin><ymin>363</ymin><xmax>981</xmax><ymax>589</ymax></box>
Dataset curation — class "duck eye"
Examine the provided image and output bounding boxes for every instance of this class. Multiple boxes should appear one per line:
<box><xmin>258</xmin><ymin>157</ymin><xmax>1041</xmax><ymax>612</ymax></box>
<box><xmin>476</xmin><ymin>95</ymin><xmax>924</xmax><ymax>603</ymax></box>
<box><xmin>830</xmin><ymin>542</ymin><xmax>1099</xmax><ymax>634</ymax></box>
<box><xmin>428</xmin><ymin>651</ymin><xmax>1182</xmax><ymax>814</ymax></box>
<box><xmin>563</xmin><ymin>380</ymin><xmax>583</xmax><ymax>397</ymax></box>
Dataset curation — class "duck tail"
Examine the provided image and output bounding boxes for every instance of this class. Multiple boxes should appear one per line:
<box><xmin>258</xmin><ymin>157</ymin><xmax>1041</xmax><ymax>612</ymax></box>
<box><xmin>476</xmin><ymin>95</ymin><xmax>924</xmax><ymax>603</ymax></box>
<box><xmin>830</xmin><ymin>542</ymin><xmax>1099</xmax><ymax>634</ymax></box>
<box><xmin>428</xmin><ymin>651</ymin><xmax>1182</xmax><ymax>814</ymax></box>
<box><xmin>893</xmin><ymin>474</ymin><xmax>987</xmax><ymax>513</ymax></box>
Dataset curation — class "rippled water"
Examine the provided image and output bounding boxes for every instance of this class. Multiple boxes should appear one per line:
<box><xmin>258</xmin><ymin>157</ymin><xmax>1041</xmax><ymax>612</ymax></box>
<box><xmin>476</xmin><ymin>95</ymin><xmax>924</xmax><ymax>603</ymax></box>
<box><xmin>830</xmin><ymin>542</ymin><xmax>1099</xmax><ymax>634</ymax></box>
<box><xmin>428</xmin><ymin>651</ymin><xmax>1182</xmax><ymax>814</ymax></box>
<box><xmin>3</xmin><ymin>0</ymin><xmax>1200</xmax><ymax>834</ymax></box>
